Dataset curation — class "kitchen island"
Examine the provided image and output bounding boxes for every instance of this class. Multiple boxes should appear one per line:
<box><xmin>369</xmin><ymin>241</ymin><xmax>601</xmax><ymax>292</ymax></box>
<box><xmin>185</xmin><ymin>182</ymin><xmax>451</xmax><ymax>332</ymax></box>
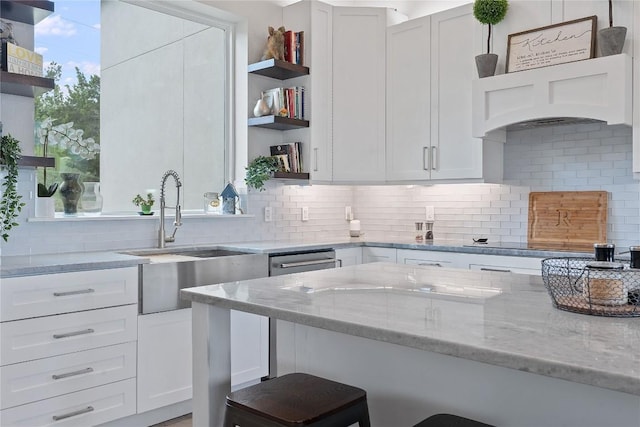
<box><xmin>182</xmin><ymin>262</ymin><xmax>640</xmax><ymax>427</ymax></box>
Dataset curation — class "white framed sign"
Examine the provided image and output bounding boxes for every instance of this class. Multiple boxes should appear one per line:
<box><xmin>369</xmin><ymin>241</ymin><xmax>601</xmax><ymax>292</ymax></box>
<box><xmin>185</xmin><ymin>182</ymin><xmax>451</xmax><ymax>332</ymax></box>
<box><xmin>506</xmin><ymin>16</ymin><xmax>597</xmax><ymax>73</ymax></box>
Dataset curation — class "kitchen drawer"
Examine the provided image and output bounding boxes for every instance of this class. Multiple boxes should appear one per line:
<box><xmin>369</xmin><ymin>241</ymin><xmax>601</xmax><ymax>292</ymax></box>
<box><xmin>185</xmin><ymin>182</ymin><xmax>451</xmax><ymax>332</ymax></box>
<box><xmin>0</xmin><ymin>378</ymin><xmax>135</xmax><ymax>427</ymax></box>
<box><xmin>0</xmin><ymin>305</ymin><xmax>137</xmax><ymax>366</ymax></box>
<box><xmin>1</xmin><ymin>342</ymin><xmax>136</xmax><ymax>409</ymax></box>
<box><xmin>396</xmin><ymin>249</ymin><xmax>461</xmax><ymax>268</ymax></box>
<box><xmin>1</xmin><ymin>268</ymin><xmax>138</xmax><ymax>322</ymax></box>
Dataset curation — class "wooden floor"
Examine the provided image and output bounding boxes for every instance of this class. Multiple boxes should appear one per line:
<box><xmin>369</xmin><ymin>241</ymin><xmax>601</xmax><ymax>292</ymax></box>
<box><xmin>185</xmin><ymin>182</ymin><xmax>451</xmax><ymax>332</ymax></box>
<box><xmin>151</xmin><ymin>414</ymin><xmax>192</xmax><ymax>427</ymax></box>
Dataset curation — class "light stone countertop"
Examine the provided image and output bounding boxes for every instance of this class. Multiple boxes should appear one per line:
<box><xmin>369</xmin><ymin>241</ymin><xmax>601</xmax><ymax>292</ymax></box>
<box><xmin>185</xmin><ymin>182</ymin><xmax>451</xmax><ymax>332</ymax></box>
<box><xmin>181</xmin><ymin>262</ymin><xmax>640</xmax><ymax>396</ymax></box>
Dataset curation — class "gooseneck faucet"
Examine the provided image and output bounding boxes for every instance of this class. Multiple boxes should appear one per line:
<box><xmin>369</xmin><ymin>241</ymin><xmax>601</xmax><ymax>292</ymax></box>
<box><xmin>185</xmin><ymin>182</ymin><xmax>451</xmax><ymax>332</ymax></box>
<box><xmin>158</xmin><ymin>170</ymin><xmax>182</xmax><ymax>248</ymax></box>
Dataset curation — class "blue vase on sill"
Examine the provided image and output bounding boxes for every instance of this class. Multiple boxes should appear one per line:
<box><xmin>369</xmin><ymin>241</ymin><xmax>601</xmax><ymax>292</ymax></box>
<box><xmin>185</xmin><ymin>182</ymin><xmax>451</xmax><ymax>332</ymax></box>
<box><xmin>59</xmin><ymin>173</ymin><xmax>83</xmax><ymax>215</ymax></box>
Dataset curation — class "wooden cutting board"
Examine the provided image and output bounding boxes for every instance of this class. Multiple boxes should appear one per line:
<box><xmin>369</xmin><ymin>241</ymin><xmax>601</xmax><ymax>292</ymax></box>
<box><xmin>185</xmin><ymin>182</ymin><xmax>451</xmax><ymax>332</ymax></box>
<box><xmin>527</xmin><ymin>191</ymin><xmax>608</xmax><ymax>251</ymax></box>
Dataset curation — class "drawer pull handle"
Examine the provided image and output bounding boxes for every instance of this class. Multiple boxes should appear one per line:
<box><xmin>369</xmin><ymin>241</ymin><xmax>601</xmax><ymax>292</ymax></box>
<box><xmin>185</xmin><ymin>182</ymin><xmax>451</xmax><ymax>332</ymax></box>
<box><xmin>53</xmin><ymin>328</ymin><xmax>95</xmax><ymax>339</ymax></box>
<box><xmin>418</xmin><ymin>262</ymin><xmax>442</xmax><ymax>267</ymax></box>
<box><xmin>53</xmin><ymin>288</ymin><xmax>95</xmax><ymax>297</ymax></box>
<box><xmin>52</xmin><ymin>367</ymin><xmax>94</xmax><ymax>380</ymax></box>
<box><xmin>52</xmin><ymin>406</ymin><xmax>94</xmax><ymax>421</ymax></box>
<box><xmin>480</xmin><ymin>267</ymin><xmax>511</xmax><ymax>273</ymax></box>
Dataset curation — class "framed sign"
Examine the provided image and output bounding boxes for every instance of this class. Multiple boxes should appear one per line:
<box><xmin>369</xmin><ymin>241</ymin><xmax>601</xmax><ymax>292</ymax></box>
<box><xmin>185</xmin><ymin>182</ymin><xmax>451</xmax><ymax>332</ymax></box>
<box><xmin>506</xmin><ymin>16</ymin><xmax>596</xmax><ymax>73</ymax></box>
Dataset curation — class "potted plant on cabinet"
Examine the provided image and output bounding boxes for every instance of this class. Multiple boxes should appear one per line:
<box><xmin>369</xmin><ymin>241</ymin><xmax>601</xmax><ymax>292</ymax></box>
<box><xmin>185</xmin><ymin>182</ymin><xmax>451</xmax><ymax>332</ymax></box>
<box><xmin>245</xmin><ymin>155</ymin><xmax>279</xmax><ymax>192</ymax></box>
<box><xmin>133</xmin><ymin>193</ymin><xmax>155</xmax><ymax>215</ymax></box>
<box><xmin>0</xmin><ymin>134</ymin><xmax>26</xmax><ymax>241</ymax></box>
<box><xmin>598</xmin><ymin>0</ymin><xmax>626</xmax><ymax>56</ymax></box>
<box><xmin>473</xmin><ymin>0</ymin><xmax>509</xmax><ymax>78</ymax></box>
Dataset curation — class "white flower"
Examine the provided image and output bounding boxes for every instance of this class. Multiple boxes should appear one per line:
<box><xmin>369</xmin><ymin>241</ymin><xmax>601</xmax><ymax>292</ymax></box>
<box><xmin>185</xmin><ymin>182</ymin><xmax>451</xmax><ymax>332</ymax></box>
<box><xmin>37</xmin><ymin>118</ymin><xmax>100</xmax><ymax>160</ymax></box>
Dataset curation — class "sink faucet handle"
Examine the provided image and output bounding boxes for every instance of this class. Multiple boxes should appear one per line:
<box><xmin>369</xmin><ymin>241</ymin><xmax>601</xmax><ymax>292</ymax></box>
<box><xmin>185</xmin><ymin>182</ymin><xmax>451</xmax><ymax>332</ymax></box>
<box><xmin>174</xmin><ymin>204</ymin><xmax>182</xmax><ymax>226</ymax></box>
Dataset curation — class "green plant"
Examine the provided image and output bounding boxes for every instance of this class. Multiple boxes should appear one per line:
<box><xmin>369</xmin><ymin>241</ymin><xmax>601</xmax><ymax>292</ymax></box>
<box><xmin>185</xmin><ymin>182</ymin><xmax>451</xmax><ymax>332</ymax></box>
<box><xmin>0</xmin><ymin>134</ymin><xmax>26</xmax><ymax>242</ymax></box>
<box><xmin>245</xmin><ymin>156</ymin><xmax>279</xmax><ymax>192</ymax></box>
<box><xmin>473</xmin><ymin>0</ymin><xmax>509</xmax><ymax>54</ymax></box>
<box><xmin>132</xmin><ymin>193</ymin><xmax>155</xmax><ymax>208</ymax></box>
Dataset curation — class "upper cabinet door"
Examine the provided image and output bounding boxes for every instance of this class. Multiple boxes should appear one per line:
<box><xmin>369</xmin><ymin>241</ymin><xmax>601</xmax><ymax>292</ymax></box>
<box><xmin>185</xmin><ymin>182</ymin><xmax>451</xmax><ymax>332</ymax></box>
<box><xmin>332</xmin><ymin>7</ymin><xmax>388</xmax><ymax>182</ymax></box>
<box><xmin>430</xmin><ymin>4</ymin><xmax>484</xmax><ymax>180</ymax></box>
<box><xmin>386</xmin><ymin>16</ymin><xmax>432</xmax><ymax>181</ymax></box>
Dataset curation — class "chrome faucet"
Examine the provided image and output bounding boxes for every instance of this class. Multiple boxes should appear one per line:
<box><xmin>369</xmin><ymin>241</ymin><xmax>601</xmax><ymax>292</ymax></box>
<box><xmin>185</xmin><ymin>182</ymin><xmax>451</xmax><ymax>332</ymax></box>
<box><xmin>158</xmin><ymin>170</ymin><xmax>182</xmax><ymax>248</ymax></box>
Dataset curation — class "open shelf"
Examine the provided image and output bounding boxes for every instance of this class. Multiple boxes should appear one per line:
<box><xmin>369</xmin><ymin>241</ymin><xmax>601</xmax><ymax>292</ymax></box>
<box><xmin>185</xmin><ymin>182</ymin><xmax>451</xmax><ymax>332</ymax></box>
<box><xmin>1</xmin><ymin>71</ymin><xmax>55</xmax><ymax>97</ymax></box>
<box><xmin>248</xmin><ymin>59</ymin><xmax>309</xmax><ymax>80</ymax></box>
<box><xmin>248</xmin><ymin>115</ymin><xmax>309</xmax><ymax>131</ymax></box>
<box><xmin>274</xmin><ymin>171</ymin><xmax>310</xmax><ymax>180</ymax></box>
<box><xmin>0</xmin><ymin>0</ymin><xmax>54</xmax><ymax>25</ymax></box>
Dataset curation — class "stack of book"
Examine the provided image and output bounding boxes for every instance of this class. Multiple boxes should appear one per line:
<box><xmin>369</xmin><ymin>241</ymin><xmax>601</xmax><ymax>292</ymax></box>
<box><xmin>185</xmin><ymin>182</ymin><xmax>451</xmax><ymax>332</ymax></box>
<box><xmin>284</xmin><ymin>30</ymin><xmax>304</xmax><ymax>65</ymax></box>
<box><xmin>263</xmin><ymin>86</ymin><xmax>305</xmax><ymax>120</ymax></box>
<box><xmin>270</xmin><ymin>143</ymin><xmax>303</xmax><ymax>173</ymax></box>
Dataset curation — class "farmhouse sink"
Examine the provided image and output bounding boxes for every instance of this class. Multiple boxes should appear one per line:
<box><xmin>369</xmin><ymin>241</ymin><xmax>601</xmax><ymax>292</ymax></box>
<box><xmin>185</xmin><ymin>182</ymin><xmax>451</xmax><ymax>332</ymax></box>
<box><xmin>121</xmin><ymin>247</ymin><xmax>268</xmax><ymax>314</ymax></box>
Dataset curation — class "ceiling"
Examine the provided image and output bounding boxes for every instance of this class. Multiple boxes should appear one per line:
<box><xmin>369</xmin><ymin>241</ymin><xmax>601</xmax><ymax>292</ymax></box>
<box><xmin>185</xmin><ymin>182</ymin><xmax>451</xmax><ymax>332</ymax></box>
<box><xmin>273</xmin><ymin>0</ymin><xmax>469</xmax><ymax>19</ymax></box>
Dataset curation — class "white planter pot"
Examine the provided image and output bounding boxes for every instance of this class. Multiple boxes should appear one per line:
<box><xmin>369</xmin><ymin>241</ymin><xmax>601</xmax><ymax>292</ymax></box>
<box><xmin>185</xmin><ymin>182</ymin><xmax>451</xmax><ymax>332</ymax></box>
<box><xmin>35</xmin><ymin>197</ymin><xmax>55</xmax><ymax>218</ymax></box>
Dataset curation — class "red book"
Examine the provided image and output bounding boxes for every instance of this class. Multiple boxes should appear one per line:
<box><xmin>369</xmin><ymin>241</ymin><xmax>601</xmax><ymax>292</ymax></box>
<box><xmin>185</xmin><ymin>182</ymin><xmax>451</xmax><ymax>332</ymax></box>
<box><xmin>284</xmin><ymin>30</ymin><xmax>293</xmax><ymax>63</ymax></box>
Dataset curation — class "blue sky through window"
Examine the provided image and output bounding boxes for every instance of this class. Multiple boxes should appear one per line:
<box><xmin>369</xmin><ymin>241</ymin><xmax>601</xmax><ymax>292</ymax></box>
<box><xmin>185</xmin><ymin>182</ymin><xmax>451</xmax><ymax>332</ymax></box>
<box><xmin>34</xmin><ymin>0</ymin><xmax>100</xmax><ymax>87</ymax></box>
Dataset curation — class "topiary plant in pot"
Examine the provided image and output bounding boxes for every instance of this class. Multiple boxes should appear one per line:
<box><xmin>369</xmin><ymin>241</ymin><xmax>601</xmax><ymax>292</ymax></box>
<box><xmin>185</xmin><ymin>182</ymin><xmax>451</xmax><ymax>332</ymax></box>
<box><xmin>245</xmin><ymin>155</ymin><xmax>279</xmax><ymax>192</ymax></box>
<box><xmin>0</xmin><ymin>134</ymin><xmax>26</xmax><ymax>241</ymax></box>
<box><xmin>598</xmin><ymin>0</ymin><xmax>626</xmax><ymax>56</ymax></box>
<box><xmin>473</xmin><ymin>0</ymin><xmax>509</xmax><ymax>78</ymax></box>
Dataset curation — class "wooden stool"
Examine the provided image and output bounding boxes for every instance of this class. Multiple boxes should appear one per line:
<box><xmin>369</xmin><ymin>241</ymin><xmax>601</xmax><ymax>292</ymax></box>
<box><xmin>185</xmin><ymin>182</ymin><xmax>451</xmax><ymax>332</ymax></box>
<box><xmin>223</xmin><ymin>372</ymin><xmax>371</xmax><ymax>427</ymax></box>
<box><xmin>414</xmin><ymin>413</ymin><xmax>495</xmax><ymax>427</ymax></box>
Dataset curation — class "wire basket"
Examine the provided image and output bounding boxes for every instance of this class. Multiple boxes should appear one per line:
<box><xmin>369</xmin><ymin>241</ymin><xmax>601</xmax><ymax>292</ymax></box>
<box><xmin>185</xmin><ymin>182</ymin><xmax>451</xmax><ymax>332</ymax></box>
<box><xmin>541</xmin><ymin>257</ymin><xmax>640</xmax><ymax>317</ymax></box>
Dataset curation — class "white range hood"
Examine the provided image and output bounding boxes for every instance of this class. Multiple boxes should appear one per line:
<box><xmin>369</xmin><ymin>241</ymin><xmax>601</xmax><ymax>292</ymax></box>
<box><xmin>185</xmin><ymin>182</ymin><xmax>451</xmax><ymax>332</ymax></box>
<box><xmin>472</xmin><ymin>54</ymin><xmax>632</xmax><ymax>137</ymax></box>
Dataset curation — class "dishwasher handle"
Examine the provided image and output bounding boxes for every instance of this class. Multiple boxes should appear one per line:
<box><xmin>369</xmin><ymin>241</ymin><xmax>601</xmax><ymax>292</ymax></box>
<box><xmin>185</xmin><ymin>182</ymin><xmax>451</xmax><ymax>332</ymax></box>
<box><xmin>278</xmin><ymin>258</ymin><xmax>337</xmax><ymax>269</ymax></box>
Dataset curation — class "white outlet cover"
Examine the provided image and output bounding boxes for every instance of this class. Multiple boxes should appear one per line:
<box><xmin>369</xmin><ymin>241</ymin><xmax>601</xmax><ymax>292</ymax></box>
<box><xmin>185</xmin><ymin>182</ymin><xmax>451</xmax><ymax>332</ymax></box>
<box><xmin>302</xmin><ymin>206</ymin><xmax>309</xmax><ymax>221</ymax></box>
<box><xmin>264</xmin><ymin>207</ymin><xmax>272</xmax><ymax>222</ymax></box>
<box><xmin>425</xmin><ymin>206</ymin><xmax>435</xmax><ymax>221</ymax></box>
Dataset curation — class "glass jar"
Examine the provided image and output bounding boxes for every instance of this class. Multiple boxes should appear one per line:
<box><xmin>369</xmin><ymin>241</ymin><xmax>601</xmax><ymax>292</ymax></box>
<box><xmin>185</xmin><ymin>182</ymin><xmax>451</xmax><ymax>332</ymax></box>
<box><xmin>204</xmin><ymin>192</ymin><xmax>221</xmax><ymax>214</ymax></box>
<box><xmin>81</xmin><ymin>181</ymin><xmax>103</xmax><ymax>216</ymax></box>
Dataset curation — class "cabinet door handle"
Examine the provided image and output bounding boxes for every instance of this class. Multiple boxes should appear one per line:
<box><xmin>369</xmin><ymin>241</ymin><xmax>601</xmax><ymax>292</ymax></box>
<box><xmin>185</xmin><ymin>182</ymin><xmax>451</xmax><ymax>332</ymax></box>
<box><xmin>418</xmin><ymin>262</ymin><xmax>442</xmax><ymax>267</ymax></box>
<box><xmin>480</xmin><ymin>267</ymin><xmax>511</xmax><ymax>273</ymax></box>
<box><xmin>53</xmin><ymin>288</ymin><xmax>95</xmax><ymax>297</ymax></box>
<box><xmin>53</xmin><ymin>328</ymin><xmax>95</xmax><ymax>339</ymax></box>
<box><xmin>336</xmin><ymin>259</ymin><xmax>343</xmax><ymax>267</ymax></box>
<box><xmin>431</xmin><ymin>146</ymin><xmax>438</xmax><ymax>170</ymax></box>
<box><xmin>52</xmin><ymin>367</ymin><xmax>94</xmax><ymax>380</ymax></box>
<box><xmin>52</xmin><ymin>406</ymin><xmax>94</xmax><ymax>421</ymax></box>
<box><xmin>423</xmin><ymin>146</ymin><xmax>430</xmax><ymax>170</ymax></box>
<box><xmin>314</xmin><ymin>148</ymin><xmax>319</xmax><ymax>171</ymax></box>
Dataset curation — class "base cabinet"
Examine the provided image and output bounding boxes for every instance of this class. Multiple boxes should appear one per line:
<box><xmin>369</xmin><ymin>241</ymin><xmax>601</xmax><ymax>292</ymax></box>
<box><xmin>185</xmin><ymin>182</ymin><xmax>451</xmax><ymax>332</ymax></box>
<box><xmin>362</xmin><ymin>247</ymin><xmax>397</xmax><ymax>263</ymax></box>
<box><xmin>335</xmin><ymin>247</ymin><xmax>363</xmax><ymax>267</ymax></box>
<box><xmin>137</xmin><ymin>308</ymin><xmax>269</xmax><ymax>414</ymax></box>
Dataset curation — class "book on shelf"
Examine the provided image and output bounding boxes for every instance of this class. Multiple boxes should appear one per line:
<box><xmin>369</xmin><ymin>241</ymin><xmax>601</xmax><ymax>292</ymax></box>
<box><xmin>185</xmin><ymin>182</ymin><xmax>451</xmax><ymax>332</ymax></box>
<box><xmin>283</xmin><ymin>30</ymin><xmax>304</xmax><ymax>65</ymax></box>
<box><xmin>270</xmin><ymin>142</ymin><xmax>303</xmax><ymax>174</ymax></box>
<box><xmin>263</xmin><ymin>86</ymin><xmax>305</xmax><ymax>120</ymax></box>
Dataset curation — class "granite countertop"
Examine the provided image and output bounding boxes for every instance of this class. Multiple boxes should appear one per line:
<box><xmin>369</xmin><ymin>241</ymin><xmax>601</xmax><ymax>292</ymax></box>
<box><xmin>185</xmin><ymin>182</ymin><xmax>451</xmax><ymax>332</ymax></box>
<box><xmin>181</xmin><ymin>262</ymin><xmax>640</xmax><ymax>396</ymax></box>
<box><xmin>0</xmin><ymin>238</ymin><xmax>593</xmax><ymax>278</ymax></box>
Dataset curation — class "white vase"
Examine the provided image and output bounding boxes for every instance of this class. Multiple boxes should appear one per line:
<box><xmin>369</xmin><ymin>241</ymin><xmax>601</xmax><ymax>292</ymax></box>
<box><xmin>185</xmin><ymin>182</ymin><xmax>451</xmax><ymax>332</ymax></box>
<box><xmin>35</xmin><ymin>197</ymin><xmax>55</xmax><ymax>218</ymax></box>
<box><xmin>253</xmin><ymin>93</ymin><xmax>271</xmax><ymax>117</ymax></box>
<box><xmin>80</xmin><ymin>181</ymin><xmax>103</xmax><ymax>215</ymax></box>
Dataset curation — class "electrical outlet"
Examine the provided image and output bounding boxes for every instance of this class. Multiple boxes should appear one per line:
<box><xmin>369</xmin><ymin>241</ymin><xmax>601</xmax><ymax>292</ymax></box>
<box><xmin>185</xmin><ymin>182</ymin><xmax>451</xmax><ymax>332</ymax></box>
<box><xmin>264</xmin><ymin>206</ymin><xmax>272</xmax><ymax>222</ymax></box>
<box><xmin>302</xmin><ymin>206</ymin><xmax>309</xmax><ymax>221</ymax></box>
<box><xmin>425</xmin><ymin>206</ymin><xmax>435</xmax><ymax>221</ymax></box>
<box><xmin>345</xmin><ymin>206</ymin><xmax>352</xmax><ymax>221</ymax></box>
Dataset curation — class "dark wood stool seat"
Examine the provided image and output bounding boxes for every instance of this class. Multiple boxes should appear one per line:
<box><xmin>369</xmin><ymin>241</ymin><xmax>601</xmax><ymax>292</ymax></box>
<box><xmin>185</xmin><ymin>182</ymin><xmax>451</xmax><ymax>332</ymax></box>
<box><xmin>224</xmin><ymin>372</ymin><xmax>371</xmax><ymax>427</ymax></box>
<box><xmin>414</xmin><ymin>413</ymin><xmax>495</xmax><ymax>427</ymax></box>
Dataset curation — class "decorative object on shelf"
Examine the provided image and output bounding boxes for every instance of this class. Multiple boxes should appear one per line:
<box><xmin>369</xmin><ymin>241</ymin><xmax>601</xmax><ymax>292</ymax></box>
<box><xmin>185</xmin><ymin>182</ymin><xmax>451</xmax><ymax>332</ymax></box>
<box><xmin>507</xmin><ymin>16</ymin><xmax>596</xmax><ymax>73</ymax></box>
<box><xmin>59</xmin><ymin>172</ymin><xmax>82</xmax><ymax>215</ymax></box>
<box><xmin>203</xmin><ymin>191</ymin><xmax>221</xmax><ymax>214</ymax></box>
<box><xmin>473</xmin><ymin>0</ymin><xmax>509</xmax><ymax>78</ymax></box>
<box><xmin>0</xmin><ymin>20</ymin><xmax>18</xmax><ymax>45</ymax></box>
<box><xmin>36</xmin><ymin>118</ymin><xmax>99</xmax><ymax>208</ymax></box>
<box><xmin>261</xmin><ymin>26</ymin><xmax>286</xmax><ymax>61</ymax></box>
<box><xmin>1</xmin><ymin>41</ymin><xmax>43</xmax><ymax>77</ymax></box>
<box><xmin>132</xmin><ymin>192</ymin><xmax>155</xmax><ymax>214</ymax></box>
<box><xmin>245</xmin><ymin>155</ymin><xmax>279</xmax><ymax>192</ymax></box>
<box><xmin>253</xmin><ymin>92</ymin><xmax>271</xmax><ymax>117</ymax></box>
<box><xmin>80</xmin><ymin>181</ymin><xmax>103</xmax><ymax>215</ymax></box>
<box><xmin>0</xmin><ymin>134</ymin><xmax>25</xmax><ymax>241</ymax></box>
<box><xmin>220</xmin><ymin>182</ymin><xmax>239</xmax><ymax>214</ymax></box>
<box><xmin>598</xmin><ymin>0</ymin><xmax>626</xmax><ymax>56</ymax></box>
<box><xmin>35</xmin><ymin>180</ymin><xmax>57</xmax><ymax>219</ymax></box>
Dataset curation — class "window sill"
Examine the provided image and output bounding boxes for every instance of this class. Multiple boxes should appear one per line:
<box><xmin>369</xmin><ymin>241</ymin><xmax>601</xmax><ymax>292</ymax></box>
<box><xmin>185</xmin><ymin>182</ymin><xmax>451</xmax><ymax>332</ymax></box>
<box><xmin>27</xmin><ymin>211</ymin><xmax>255</xmax><ymax>222</ymax></box>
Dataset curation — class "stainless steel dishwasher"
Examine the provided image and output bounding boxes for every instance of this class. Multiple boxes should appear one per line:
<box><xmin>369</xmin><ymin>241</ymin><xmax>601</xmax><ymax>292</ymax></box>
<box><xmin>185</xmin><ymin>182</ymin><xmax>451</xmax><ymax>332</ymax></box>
<box><xmin>269</xmin><ymin>250</ymin><xmax>337</xmax><ymax>276</ymax></box>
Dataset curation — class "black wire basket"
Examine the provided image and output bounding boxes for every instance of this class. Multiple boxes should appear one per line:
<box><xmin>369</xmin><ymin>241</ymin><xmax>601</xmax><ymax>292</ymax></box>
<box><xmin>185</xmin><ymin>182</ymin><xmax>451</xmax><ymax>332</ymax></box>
<box><xmin>541</xmin><ymin>257</ymin><xmax>640</xmax><ymax>317</ymax></box>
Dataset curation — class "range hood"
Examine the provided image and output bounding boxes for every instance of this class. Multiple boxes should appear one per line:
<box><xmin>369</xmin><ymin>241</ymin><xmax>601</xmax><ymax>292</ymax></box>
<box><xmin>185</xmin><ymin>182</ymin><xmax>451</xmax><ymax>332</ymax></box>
<box><xmin>472</xmin><ymin>54</ymin><xmax>632</xmax><ymax>137</ymax></box>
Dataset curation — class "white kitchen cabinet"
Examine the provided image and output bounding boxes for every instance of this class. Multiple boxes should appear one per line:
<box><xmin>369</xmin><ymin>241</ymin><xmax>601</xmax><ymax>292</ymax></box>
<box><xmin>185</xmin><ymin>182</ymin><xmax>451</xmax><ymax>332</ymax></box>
<box><xmin>335</xmin><ymin>247</ymin><xmax>363</xmax><ymax>266</ymax></box>
<box><xmin>283</xmin><ymin>0</ymin><xmax>333</xmax><ymax>182</ymax></box>
<box><xmin>396</xmin><ymin>248</ymin><xmax>462</xmax><ymax>268</ymax></box>
<box><xmin>332</xmin><ymin>7</ymin><xmax>394</xmax><ymax>182</ymax></box>
<box><xmin>387</xmin><ymin>4</ymin><xmax>502</xmax><ymax>183</ymax></box>
<box><xmin>137</xmin><ymin>308</ymin><xmax>269</xmax><ymax>414</ymax></box>
<box><xmin>466</xmin><ymin>254</ymin><xmax>544</xmax><ymax>276</ymax></box>
<box><xmin>0</xmin><ymin>267</ymin><xmax>138</xmax><ymax>426</ymax></box>
<box><xmin>362</xmin><ymin>247</ymin><xmax>397</xmax><ymax>263</ymax></box>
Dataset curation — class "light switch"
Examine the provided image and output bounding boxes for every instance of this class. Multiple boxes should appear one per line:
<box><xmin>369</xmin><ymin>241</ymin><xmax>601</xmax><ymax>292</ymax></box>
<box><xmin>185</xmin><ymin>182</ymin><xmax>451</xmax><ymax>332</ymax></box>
<box><xmin>302</xmin><ymin>206</ymin><xmax>309</xmax><ymax>221</ymax></box>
